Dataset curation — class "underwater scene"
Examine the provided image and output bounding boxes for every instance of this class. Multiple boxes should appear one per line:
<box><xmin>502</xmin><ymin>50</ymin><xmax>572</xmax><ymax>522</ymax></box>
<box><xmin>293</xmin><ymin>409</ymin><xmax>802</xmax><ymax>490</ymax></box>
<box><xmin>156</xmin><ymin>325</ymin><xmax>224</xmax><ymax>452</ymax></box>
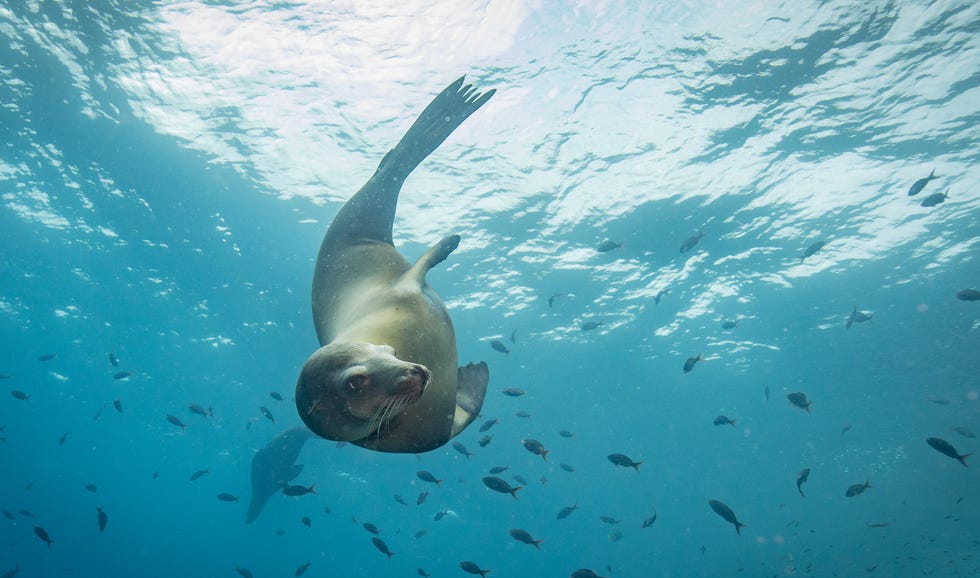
<box><xmin>1</xmin><ymin>1</ymin><xmax>978</xmax><ymax>577</ymax></box>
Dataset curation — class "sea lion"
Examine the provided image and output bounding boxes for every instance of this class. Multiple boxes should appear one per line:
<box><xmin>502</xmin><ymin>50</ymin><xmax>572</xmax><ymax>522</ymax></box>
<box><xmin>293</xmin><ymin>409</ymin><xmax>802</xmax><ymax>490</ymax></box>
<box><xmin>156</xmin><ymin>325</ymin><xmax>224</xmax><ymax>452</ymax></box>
<box><xmin>246</xmin><ymin>427</ymin><xmax>313</xmax><ymax>524</ymax></box>
<box><xmin>295</xmin><ymin>77</ymin><xmax>492</xmax><ymax>453</ymax></box>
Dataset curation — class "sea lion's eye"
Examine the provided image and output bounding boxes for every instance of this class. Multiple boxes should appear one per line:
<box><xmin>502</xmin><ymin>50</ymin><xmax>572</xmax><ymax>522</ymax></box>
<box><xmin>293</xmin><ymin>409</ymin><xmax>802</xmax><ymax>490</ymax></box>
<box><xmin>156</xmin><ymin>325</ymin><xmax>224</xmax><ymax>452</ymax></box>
<box><xmin>346</xmin><ymin>374</ymin><xmax>367</xmax><ymax>391</ymax></box>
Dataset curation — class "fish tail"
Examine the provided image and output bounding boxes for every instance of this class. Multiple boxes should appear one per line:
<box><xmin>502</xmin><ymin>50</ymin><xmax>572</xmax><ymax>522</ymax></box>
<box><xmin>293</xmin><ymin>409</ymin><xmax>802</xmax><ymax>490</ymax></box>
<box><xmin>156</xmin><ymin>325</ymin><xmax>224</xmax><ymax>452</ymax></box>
<box><xmin>958</xmin><ymin>453</ymin><xmax>971</xmax><ymax>467</ymax></box>
<box><xmin>533</xmin><ymin>539</ymin><xmax>543</xmax><ymax>550</ymax></box>
<box><xmin>632</xmin><ymin>462</ymin><xmax>642</xmax><ymax>473</ymax></box>
<box><xmin>697</xmin><ymin>352</ymin><xmax>703</xmax><ymax>361</ymax></box>
<box><xmin>798</xmin><ymin>488</ymin><xmax>805</xmax><ymax>498</ymax></box>
<box><xmin>929</xmin><ymin>168</ymin><xmax>936</xmax><ymax>178</ymax></box>
<box><xmin>735</xmin><ymin>522</ymin><xmax>746</xmax><ymax>535</ymax></box>
<box><xmin>309</xmin><ymin>484</ymin><xmax>317</xmax><ymax>495</ymax></box>
<box><xmin>510</xmin><ymin>486</ymin><xmax>523</xmax><ymax>500</ymax></box>
<box><xmin>542</xmin><ymin>450</ymin><xmax>549</xmax><ymax>461</ymax></box>
<box><xmin>435</xmin><ymin>479</ymin><xmax>443</xmax><ymax>487</ymax></box>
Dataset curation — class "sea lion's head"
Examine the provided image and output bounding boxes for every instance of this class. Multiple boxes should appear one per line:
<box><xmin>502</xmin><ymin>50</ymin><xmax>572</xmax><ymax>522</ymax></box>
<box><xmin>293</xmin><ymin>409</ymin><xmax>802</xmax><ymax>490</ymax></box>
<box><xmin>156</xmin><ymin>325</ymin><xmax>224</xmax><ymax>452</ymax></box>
<box><xmin>296</xmin><ymin>342</ymin><xmax>430</xmax><ymax>442</ymax></box>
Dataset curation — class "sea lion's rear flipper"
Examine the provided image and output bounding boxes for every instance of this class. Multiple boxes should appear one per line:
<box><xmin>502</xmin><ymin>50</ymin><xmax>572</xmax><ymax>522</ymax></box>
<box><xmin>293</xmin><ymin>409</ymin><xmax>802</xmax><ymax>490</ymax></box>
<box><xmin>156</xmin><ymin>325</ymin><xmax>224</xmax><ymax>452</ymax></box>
<box><xmin>403</xmin><ymin>235</ymin><xmax>460</xmax><ymax>286</ymax></box>
<box><xmin>326</xmin><ymin>77</ymin><xmax>495</xmax><ymax>246</ymax></box>
<box><xmin>450</xmin><ymin>361</ymin><xmax>489</xmax><ymax>438</ymax></box>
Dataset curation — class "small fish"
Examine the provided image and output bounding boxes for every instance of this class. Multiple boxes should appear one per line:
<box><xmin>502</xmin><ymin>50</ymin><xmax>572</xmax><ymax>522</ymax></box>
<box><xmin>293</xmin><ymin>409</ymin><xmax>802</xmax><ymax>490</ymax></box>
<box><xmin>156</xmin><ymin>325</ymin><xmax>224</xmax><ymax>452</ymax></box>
<box><xmin>713</xmin><ymin>415</ymin><xmax>736</xmax><ymax>427</ymax></box>
<box><xmin>414</xmin><ymin>529</ymin><xmax>427</xmax><ymax>539</ymax></box>
<box><xmin>490</xmin><ymin>340</ymin><xmax>510</xmax><ymax>356</ymax></box>
<box><xmin>112</xmin><ymin>371</ymin><xmax>133</xmax><ymax>380</ymax></box>
<box><xmin>920</xmin><ymin>188</ymin><xmax>949</xmax><ymax>207</ymax></box>
<box><xmin>37</xmin><ymin>353</ymin><xmax>56</xmax><ymax>362</ymax></box>
<box><xmin>189</xmin><ymin>469</ymin><xmax>210</xmax><ymax>481</ymax></box>
<box><xmin>477</xmin><ymin>434</ymin><xmax>493</xmax><ymax>447</ymax></box>
<box><xmin>18</xmin><ymin>509</ymin><xmax>35</xmax><ymax>518</ymax></box>
<box><xmin>557</xmin><ymin>504</ymin><xmax>578</xmax><ymax>520</ymax></box>
<box><xmin>560</xmin><ymin>463</ymin><xmax>575</xmax><ymax>473</ymax></box>
<box><xmin>1</xmin><ymin>508</ymin><xmax>13</xmax><ymax>521</ymax></box>
<box><xmin>764</xmin><ymin>386</ymin><xmax>770</xmax><ymax>402</ymax></box>
<box><xmin>608</xmin><ymin>453</ymin><xmax>641</xmax><ymax>472</ymax></box>
<box><xmin>259</xmin><ymin>406</ymin><xmax>275</xmax><ymax>423</ymax></box>
<box><xmin>488</xmin><ymin>466</ymin><xmax>509</xmax><ymax>474</ymax></box>
<box><xmin>906</xmin><ymin>168</ymin><xmax>937</xmax><ymax>196</ymax></box>
<box><xmin>233</xmin><ymin>566</ymin><xmax>253</xmax><ymax>578</ymax></box>
<box><xmin>721</xmin><ymin>320</ymin><xmax>738</xmax><ymax>330</ymax></box>
<box><xmin>281</xmin><ymin>483</ymin><xmax>316</xmax><ymax>496</ymax></box>
<box><xmin>301</xmin><ymin>516</ymin><xmax>311</xmax><ymax>529</ymax></box>
<box><xmin>521</xmin><ymin>439</ymin><xmax>549</xmax><ymax>460</ymax></box>
<box><xmin>452</xmin><ymin>441</ymin><xmax>472</xmax><ymax>459</ymax></box>
<box><xmin>482</xmin><ymin>476</ymin><xmax>522</xmax><ymax>499</ymax></box>
<box><xmin>956</xmin><ymin>288</ymin><xmax>980</xmax><ymax>301</ymax></box>
<box><xmin>680</xmin><ymin>229</ymin><xmax>705</xmax><ymax>253</ymax></box>
<box><xmin>58</xmin><ymin>432</ymin><xmax>68</xmax><ymax>446</ymax></box>
<box><xmin>166</xmin><ymin>414</ymin><xmax>187</xmax><ymax>430</ymax></box>
<box><xmin>548</xmin><ymin>292</ymin><xmax>569</xmax><ymax>308</ymax></box>
<box><xmin>599</xmin><ymin>515</ymin><xmax>621</xmax><ymax>525</ymax></box>
<box><xmin>0</xmin><ymin>374</ymin><xmax>11</xmax><ymax>379</ymax></box>
<box><xmin>571</xmin><ymin>570</ymin><xmax>604</xmax><ymax>578</ymax></box>
<box><xmin>33</xmin><ymin>525</ymin><xmax>53</xmax><ymax>547</ymax></box>
<box><xmin>581</xmin><ymin>320</ymin><xmax>604</xmax><ymax>331</ymax></box>
<box><xmin>515</xmin><ymin>410</ymin><xmax>532</xmax><ymax>418</ymax></box>
<box><xmin>867</xmin><ymin>522</ymin><xmax>889</xmax><ymax>528</ymax></box>
<box><xmin>559</xmin><ymin>429</ymin><xmax>575</xmax><ymax>438</ymax></box>
<box><xmin>509</xmin><ymin>528</ymin><xmax>543</xmax><ymax>549</ymax></box>
<box><xmin>112</xmin><ymin>398</ymin><xmax>123</xmax><ymax>413</ymax></box>
<box><xmin>393</xmin><ymin>494</ymin><xmax>407</xmax><ymax>506</ymax></box>
<box><xmin>641</xmin><ymin>510</ymin><xmax>658</xmax><ymax>528</ymax></box>
<box><xmin>1</xmin><ymin>565</ymin><xmax>21</xmax><ymax>578</ymax></box>
<box><xmin>96</xmin><ymin>506</ymin><xmax>107</xmax><ymax>532</ymax></box>
<box><xmin>841</xmin><ymin>424</ymin><xmax>852</xmax><ymax>439</ymax></box>
<box><xmin>512</xmin><ymin>474</ymin><xmax>528</xmax><ymax>485</ymax></box>
<box><xmin>188</xmin><ymin>403</ymin><xmax>210</xmax><ymax>417</ymax></box>
<box><xmin>11</xmin><ymin>390</ymin><xmax>28</xmax><ymax>401</ymax></box>
<box><xmin>459</xmin><ymin>561</ymin><xmax>490</xmax><ymax>577</ymax></box>
<box><xmin>787</xmin><ymin>392</ymin><xmax>812</xmax><ymax>413</ymax></box>
<box><xmin>501</xmin><ymin>387</ymin><xmax>524</xmax><ymax>397</ymax></box>
<box><xmin>683</xmin><ymin>353</ymin><xmax>703</xmax><ymax>373</ymax></box>
<box><xmin>372</xmin><ymin>536</ymin><xmax>394</xmax><ymax>559</ymax></box>
<box><xmin>845</xmin><ymin>480</ymin><xmax>871</xmax><ymax>497</ymax></box>
<box><xmin>846</xmin><ymin>306</ymin><xmax>873</xmax><ymax>329</ymax></box>
<box><xmin>416</xmin><ymin>490</ymin><xmax>429</xmax><ymax>505</ymax></box>
<box><xmin>797</xmin><ymin>468</ymin><xmax>810</xmax><ymax>497</ymax></box>
<box><xmin>216</xmin><ymin>493</ymin><xmax>239</xmax><ymax>502</ymax></box>
<box><xmin>269</xmin><ymin>391</ymin><xmax>284</xmax><ymax>401</ymax></box>
<box><xmin>478</xmin><ymin>418</ymin><xmax>499</xmax><ymax>432</ymax></box>
<box><xmin>510</xmin><ymin>329</ymin><xmax>517</xmax><ymax>344</ymax></box>
<box><xmin>799</xmin><ymin>239</ymin><xmax>827</xmax><ymax>263</ymax></box>
<box><xmin>654</xmin><ymin>288</ymin><xmax>670</xmax><ymax>304</ymax></box>
<box><xmin>362</xmin><ymin>522</ymin><xmax>381</xmax><ymax>535</ymax></box>
<box><xmin>24</xmin><ymin>482</ymin><xmax>34</xmax><ymax>491</ymax></box>
<box><xmin>608</xmin><ymin>530</ymin><xmax>623</xmax><ymax>542</ymax></box>
<box><xmin>951</xmin><ymin>426</ymin><xmax>976</xmax><ymax>439</ymax></box>
<box><xmin>927</xmin><ymin>397</ymin><xmax>950</xmax><ymax>405</ymax></box>
<box><xmin>597</xmin><ymin>240</ymin><xmax>623</xmax><ymax>253</ymax></box>
<box><xmin>926</xmin><ymin>437</ymin><xmax>971</xmax><ymax>467</ymax></box>
<box><xmin>416</xmin><ymin>470</ymin><xmax>442</xmax><ymax>486</ymax></box>
<box><xmin>417</xmin><ymin>568</ymin><xmax>431</xmax><ymax>578</ymax></box>
<box><xmin>108</xmin><ymin>352</ymin><xmax>119</xmax><ymax>367</ymax></box>
<box><xmin>85</xmin><ymin>483</ymin><xmax>97</xmax><ymax>492</ymax></box>
<box><xmin>708</xmin><ymin>500</ymin><xmax>746</xmax><ymax>535</ymax></box>
<box><xmin>294</xmin><ymin>561</ymin><xmax>311</xmax><ymax>577</ymax></box>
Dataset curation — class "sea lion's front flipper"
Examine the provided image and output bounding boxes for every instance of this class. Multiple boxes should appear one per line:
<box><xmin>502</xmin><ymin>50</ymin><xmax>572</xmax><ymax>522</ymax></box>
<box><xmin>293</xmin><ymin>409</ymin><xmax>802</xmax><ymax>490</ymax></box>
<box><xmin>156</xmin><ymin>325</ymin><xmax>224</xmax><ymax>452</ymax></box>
<box><xmin>403</xmin><ymin>235</ymin><xmax>460</xmax><ymax>286</ymax></box>
<box><xmin>450</xmin><ymin>361</ymin><xmax>489</xmax><ymax>438</ymax></box>
<box><xmin>326</xmin><ymin>77</ymin><xmax>495</xmax><ymax>246</ymax></box>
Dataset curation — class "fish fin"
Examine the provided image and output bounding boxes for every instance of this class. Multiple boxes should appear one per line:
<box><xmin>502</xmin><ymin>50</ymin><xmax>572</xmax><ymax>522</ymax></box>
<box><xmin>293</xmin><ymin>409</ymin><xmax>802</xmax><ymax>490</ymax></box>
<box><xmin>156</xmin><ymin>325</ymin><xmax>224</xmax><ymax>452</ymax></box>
<box><xmin>450</xmin><ymin>362</ymin><xmax>489</xmax><ymax>438</ymax></box>
<box><xmin>959</xmin><ymin>453</ymin><xmax>971</xmax><ymax>467</ymax></box>
<box><xmin>735</xmin><ymin>522</ymin><xmax>746</xmax><ymax>535</ymax></box>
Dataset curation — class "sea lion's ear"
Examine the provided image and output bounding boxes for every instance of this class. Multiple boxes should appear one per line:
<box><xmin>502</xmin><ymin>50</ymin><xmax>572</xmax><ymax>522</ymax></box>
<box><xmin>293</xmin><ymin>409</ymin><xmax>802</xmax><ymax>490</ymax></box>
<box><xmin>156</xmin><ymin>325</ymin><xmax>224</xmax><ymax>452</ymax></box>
<box><xmin>450</xmin><ymin>362</ymin><xmax>489</xmax><ymax>437</ymax></box>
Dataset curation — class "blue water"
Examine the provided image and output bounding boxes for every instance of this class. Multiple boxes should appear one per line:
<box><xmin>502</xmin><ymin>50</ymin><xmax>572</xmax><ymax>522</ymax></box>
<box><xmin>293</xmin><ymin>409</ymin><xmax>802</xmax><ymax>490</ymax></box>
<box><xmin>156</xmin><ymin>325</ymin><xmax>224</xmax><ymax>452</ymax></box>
<box><xmin>2</xmin><ymin>1</ymin><xmax>979</xmax><ymax>576</ymax></box>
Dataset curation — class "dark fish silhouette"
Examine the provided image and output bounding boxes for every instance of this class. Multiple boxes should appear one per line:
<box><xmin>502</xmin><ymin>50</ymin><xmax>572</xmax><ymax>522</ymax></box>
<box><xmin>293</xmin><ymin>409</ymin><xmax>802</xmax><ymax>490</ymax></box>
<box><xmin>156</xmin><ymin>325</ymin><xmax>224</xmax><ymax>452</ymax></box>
<box><xmin>58</xmin><ymin>432</ymin><xmax>68</xmax><ymax>446</ymax></box>
<box><xmin>510</xmin><ymin>329</ymin><xmax>517</xmax><ymax>344</ymax></box>
<box><xmin>951</xmin><ymin>426</ymin><xmax>976</xmax><ymax>439</ymax></box>
<box><xmin>281</xmin><ymin>483</ymin><xmax>316</xmax><ymax>496</ymax></box>
<box><xmin>189</xmin><ymin>469</ymin><xmax>209</xmax><ymax>481</ymax></box>
<box><xmin>721</xmin><ymin>320</ymin><xmax>738</xmax><ymax>330</ymax></box>
<box><xmin>641</xmin><ymin>510</ymin><xmax>658</xmax><ymax>528</ymax></box>
<box><xmin>37</xmin><ymin>353</ymin><xmax>56</xmax><ymax>362</ymax></box>
<box><xmin>846</xmin><ymin>306</ymin><xmax>873</xmax><ymax>329</ymax></box>
<box><xmin>548</xmin><ymin>292</ymin><xmax>569</xmax><ymax>308</ymax></box>
<box><xmin>362</xmin><ymin>522</ymin><xmax>380</xmax><ymax>535</ymax></box>
<box><xmin>166</xmin><ymin>414</ymin><xmax>187</xmax><ymax>430</ymax></box>
<box><xmin>416</xmin><ymin>490</ymin><xmax>429</xmax><ymax>504</ymax></box>
<box><xmin>246</xmin><ymin>427</ymin><xmax>313</xmax><ymax>524</ymax></box>
<box><xmin>713</xmin><ymin>415</ymin><xmax>736</xmax><ymax>427</ymax></box>
<box><xmin>926</xmin><ymin>437</ymin><xmax>970</xmax><ymax>467</ymax></box>
<box><xmin>845</xmin><ymin>480</ymin><xmax>871</xmax><ymax>497</ymax></box>
<box><xmin>560</xmin><ymin>463</ymin><xmax>575</xmax><ymax>473</ymax></box>
<box><xmin>521</xmin><ymin>439</ymin><xmax>549</xmax><ymax>460</ymax></box>
<box><xmin>302</xmin><ymin>516</ymin><xmax>312</xmax><ymax>528</ymax></box>
<box><xmin>482</xmin><ymin>476</ymin><xmax>522</xmax><ymax>499</ymax></box>
<box><xmin>607</xmin><ymin>453</ymin><xmax>641</xmax><ymax>471</ymax></box>
<box><xmin>33</xmin><ymin>525</ymin><xmax>53</xmax><ymax>547</ymax></box>
<box><xmin>294</xmin><ymin>561</ymin><xmax>311</xmax><ymax>577</ymax></box>
<box><xmin>433</xmin><ymin>509</ymin><xmax>450</xmax><ymax>521</ymax></box>
<box><xmin>85</xmin><ymin>483</ymin><xmax>97</xmax><ymax>492</ymax></box>
<box><xmin>478</xmin><ymin>418</ymin><xmax>499</xmax><ymax>432</ymax></box>
<box><xmin>559</xmin><ymin>429</ymin><xmax>575</xmax><ymax>438</ymax></box>
<box><xmin>112</xmin><ymin>371</ymin><xmax>133</xmax><ymax>380</ymax></box>
<box><xmin>841</xmin><ymin>424</ymin><xmax>852</xmax><ymax>439</ymax></box>
<box><xmin>372</xmin><ymin>536</ymin><xmax>394</xmax><ymax>559</ymax></box>
<box><xmin>956</xmin><ymin>288</ymin><xmax>980</xmax><ymax>301</ymax></box>
<box><xmin>501</xmin><ymin>387</ymin><xmax>524</xmax><ymax>397</ymax></box>
<box><xmin>112</xmin><ymin>398</ymin><xmax>123</xmax><ymax>413</ymax></box>
<box><xmin>787</xmin><ymin>392</ymin><xmax>812</xmax><ymax>413</ymax></box>
<box><xmin>708</xmin><ymin>500</ymin><xmax>745</xmax><ymax>535</ymax></box>
<box><xmin>217</xmin><ymin>493</ymin><xmax>239</xmax><ymax>502</ymax></box>
<box><xmin>233</xmin><ymin>566</ymin><xmax>253</xmax><ymax>578</ymax></box>
<box><xmin>452</xmin><ymin>441</ymin><xmax>473</xmax><ymax>459</ymax></box>
<box><xmin>764</xmin><ymin>386</ymin><xmax>769</xmax><ymax>401</ymax></box>
<box><xmin>557</xmin><ymin>503</ymin><xmax>578</xmax><ymax>520</ymax></box>
<box><xmin>920</xmin><ymin>189</ymin><xmax>949</xmax><ymax>207</ymax></box>
<box><xmin>393</xmin><ymin>494</ymin><xmax>407</xmax><ymax>506</ymax></box>
<box><xmin>800</xmin><ymin>240</ymin><xmax>827</xmax><ymax>263</ymax></box>
<box><xmin>488</xmin><ymin>466</ymin><xmax>508</xmax><ymax>474</ymax></box>
<box><xmin>581</xmin><ymin>320</ymin><xmax>604</xmax><ymax>331</ymax></box>
<box><xmin>96</xmin><ymin>506</ymin><xmax>107</xmax><ymax>532</ymax></box>
<box><xmin>599</xmin><ymin>515</ymin><xmax>620</xmax><ymax>525</ymax></box>
<box><xmin>478</xmin><ymin>434</ymin><xmax>493</xmax><ymax>447</ymax></box>
<box><xmin>683</xmin><ymin>353</ymin><xmax>703</xmax><ymax>373</ymax></box>
<box><xmin>679</xmin><ymin>230</ymin><xmax>705</xmax><ymax>253</ymax></box>
<box><xmin>509</xmin><ymin>528</ymin><xmax>543</xmax><ymax>549</ymax></box>
<box><xmin>417</xmin><ymin>568</ymin><xmax>431</xmax><ymax>577</ymax></box>
<box><xmin>490</xmin><ymin>340</ymin><xmax>510</xmax><ymax>356</ymax></box>
<box><xmin>108</xmin><ymin>352</ymin><xmax>119</xmax><ymax>367</ymax></box>
<box><xmin>460</xmin><ymin>561</ymin><xmax>490</xmax><ymax>577</ymax></box>
<box><xmin>417</xmin><ymin>470</ymin><xmax>442</xmax><ymax>486</ymax></box>
<box><xmin>597</xmin><ymin>240</ymin><xmax>623</xmax><ymax>253</ymax></box>
<box><xmin>796</xmin><ymin>468</ymin><xmax>810</xmax><ymax>497</ymax></box>
<box><xmin>654</xmin><ymin>288</ymin><xmax>670</xmax><ymax>304</ymax></box>
<box><xmin>259</xmin><ymin>406</ymin><xmax>275</xmax><ymax>423</ymax></box>
<box><xmin>906</xmin><ymin>168</ymin><xmax>937</xmax><ymax>196</ymax></box>
<box><xmin>11</xmin><ymin>390</ymin><xmax>28</xmax><ymax>401</ymax></box>
<box><xmin>570</xmin><ymin>570</ymin><xmax>605</xmax><ymax>578</ymax></box>
<box><xmin>269</xmin><ymin>391</ymin><xmax>284</xmax><ymax>401</ymax></box>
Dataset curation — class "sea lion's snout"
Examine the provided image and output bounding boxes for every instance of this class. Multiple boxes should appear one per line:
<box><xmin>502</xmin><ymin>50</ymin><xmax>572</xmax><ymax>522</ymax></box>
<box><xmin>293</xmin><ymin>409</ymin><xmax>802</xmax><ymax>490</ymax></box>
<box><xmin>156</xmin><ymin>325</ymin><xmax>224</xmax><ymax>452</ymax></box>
<box><xmin>400</xmin><ymin>364</ymin><xmax>430</xmax><ymax>397</ymax></box>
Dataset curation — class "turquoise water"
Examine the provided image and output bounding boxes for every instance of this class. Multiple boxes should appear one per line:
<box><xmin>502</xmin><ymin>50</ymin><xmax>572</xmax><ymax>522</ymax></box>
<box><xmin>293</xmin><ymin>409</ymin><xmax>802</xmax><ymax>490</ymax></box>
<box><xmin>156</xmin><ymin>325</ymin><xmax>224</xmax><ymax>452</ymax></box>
<box><xmin>2</xmin><ymin>1</ymin><xmax>979</xmax><ymax>576</ymax></box>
